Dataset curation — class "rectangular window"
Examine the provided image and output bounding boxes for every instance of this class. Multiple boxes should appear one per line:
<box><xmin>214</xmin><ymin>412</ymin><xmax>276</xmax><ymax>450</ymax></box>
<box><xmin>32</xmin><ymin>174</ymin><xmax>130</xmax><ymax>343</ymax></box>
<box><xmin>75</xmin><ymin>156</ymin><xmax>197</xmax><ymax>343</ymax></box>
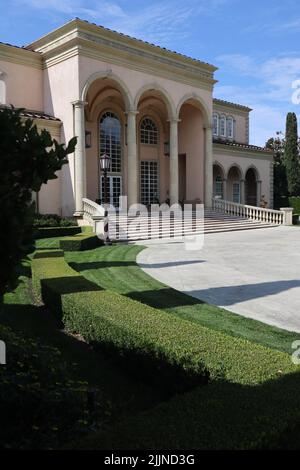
<box><xmin>140</xmin><ymin>161</ymin><xmax>159</xmax><ymax>206</ymax></box>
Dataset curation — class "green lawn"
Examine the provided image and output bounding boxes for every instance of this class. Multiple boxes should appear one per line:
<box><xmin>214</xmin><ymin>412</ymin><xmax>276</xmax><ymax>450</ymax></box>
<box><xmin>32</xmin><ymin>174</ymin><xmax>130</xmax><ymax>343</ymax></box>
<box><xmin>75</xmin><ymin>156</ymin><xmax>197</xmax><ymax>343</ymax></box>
<box><xmin>66</xmin><ymin>244</ymin><xmax>299</xmax><ymax>354</ymax></box>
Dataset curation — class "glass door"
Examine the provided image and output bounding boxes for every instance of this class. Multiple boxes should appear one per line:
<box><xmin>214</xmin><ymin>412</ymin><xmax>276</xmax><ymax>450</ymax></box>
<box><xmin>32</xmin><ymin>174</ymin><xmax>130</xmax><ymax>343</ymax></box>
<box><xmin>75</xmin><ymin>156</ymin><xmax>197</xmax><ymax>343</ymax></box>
<box><xmin>100</xmin><ymin>175</ymin><xmax>122</xmax><ymax>208</ymax></box>
<box><xmin>140</xmin><ymin>161</ymin><xmax>159</xmax><ymax>206</ymax></box>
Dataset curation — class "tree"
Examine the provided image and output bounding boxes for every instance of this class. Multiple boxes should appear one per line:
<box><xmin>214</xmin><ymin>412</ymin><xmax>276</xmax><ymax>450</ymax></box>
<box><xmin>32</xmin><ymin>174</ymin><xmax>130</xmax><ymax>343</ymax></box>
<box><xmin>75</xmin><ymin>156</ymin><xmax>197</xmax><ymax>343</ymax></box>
<box><xmin>0</xmin><ymin>107</ymin><xmax>76</xmax><ymax>298</ymax></box>
<box><xmin>266</xmin><ymin>132</ymin><xmax>288</xmax><ymax>208</ymax></box>
<box><xmin>284</xmin><ymin>112</ymin><xmax>300</xmax><ymax>196</ymax></box>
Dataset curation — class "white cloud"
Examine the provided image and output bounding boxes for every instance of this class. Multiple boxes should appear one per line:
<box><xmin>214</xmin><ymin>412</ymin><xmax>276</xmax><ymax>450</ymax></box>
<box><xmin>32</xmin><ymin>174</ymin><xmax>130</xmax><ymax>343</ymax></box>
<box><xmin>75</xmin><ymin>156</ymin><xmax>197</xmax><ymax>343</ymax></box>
<box><xmin>15</xmin><ymin>0</ymin><xmax>229</xmax><ymax>46</ymax></box>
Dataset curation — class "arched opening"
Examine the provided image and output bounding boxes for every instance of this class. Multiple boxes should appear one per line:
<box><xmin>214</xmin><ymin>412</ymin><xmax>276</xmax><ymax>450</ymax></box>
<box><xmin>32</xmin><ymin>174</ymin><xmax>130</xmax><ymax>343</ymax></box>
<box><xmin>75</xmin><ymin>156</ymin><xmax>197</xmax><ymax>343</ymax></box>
<box><xmin>227</xmin><ymin>166</ymin><xmax>242</xmax><ymax>203</ymax></box>
<box><xmin>213</xmin><ymin>163</ymin><xmax>225</xmax><ymax>199</ymax></box>
<box><xmin>245</xmin><ymin>168</ymin><xmax>258</xmax><ymax>206</ymax></box>
<box><xmin>83</xmin><ymin>77</ymin><xmax>128</xmax><ymax>206</ymax></box>
<box><xmin>177</xmin><ymin>97</ymin><xmax>207</xmax><ymax>203</ymax></box>
<box><xmin>137</xmin><ymin>90</ymin><xmax>169</xmax><ymax>205</ymax></box>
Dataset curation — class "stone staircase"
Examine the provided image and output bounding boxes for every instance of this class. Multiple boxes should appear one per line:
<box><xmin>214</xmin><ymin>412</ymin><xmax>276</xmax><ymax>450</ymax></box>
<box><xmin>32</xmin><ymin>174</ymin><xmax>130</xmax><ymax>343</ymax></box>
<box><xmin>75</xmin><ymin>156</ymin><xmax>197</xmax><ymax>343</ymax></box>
<box><xmin>107</xmin><ymin>209</ymin><xmax>276</xmax><ymax>242</ymax></box>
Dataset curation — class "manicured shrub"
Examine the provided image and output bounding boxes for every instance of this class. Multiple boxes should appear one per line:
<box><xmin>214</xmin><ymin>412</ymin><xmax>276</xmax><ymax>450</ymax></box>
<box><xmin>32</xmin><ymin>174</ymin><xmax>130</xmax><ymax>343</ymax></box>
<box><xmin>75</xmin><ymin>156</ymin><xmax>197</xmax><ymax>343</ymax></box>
<box><xmin>75</xmin><ymin>372</ymin><xmax>300</xmax><ymax>450</ymax></box>
<box><xmin>59</xmin><ymin>233</ymin><xmax>102</xmax><ymax>251</ymax></box>
<box><xmin>32</xmin><ymin>254</ymin><xmax>298</xmax><ymax>394</ymax></box>
<box><xmin>34</xmin><ymin>226</ymin><xmax>81</xmax><ymax>239</ymax></box>
<box><xmin>33</xmin><ymin>213</ymin><xmax>77</xmax><ymax>228</ymax></box>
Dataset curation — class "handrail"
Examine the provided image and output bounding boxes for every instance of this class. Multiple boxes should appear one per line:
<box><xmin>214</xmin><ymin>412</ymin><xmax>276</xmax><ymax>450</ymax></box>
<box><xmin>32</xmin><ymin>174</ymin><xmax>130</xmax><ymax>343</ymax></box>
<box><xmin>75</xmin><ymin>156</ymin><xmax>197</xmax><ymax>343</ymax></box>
<box><xmin>82</xmin><ymin>198</ymin><xmax>105</xmax><ymax>225</ymax></box>
<box><xmin>212</xmin><ymin>198</ymin><xmax>290</xmax><ymax>225</ymax></box>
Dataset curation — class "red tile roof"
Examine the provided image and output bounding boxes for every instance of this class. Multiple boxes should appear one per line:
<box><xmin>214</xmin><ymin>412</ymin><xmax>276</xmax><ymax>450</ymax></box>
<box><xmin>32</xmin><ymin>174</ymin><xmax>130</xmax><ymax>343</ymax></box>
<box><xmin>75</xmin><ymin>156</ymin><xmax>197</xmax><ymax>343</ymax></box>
<box><xmin>0</xmin><ymin>105</ymin><xmax>60</xmax><ymax>121</ymax></box>
<box><xmin>213</xmin><ymin>138</ymin><xmax>272</xmax><ymax>153</ymax></box>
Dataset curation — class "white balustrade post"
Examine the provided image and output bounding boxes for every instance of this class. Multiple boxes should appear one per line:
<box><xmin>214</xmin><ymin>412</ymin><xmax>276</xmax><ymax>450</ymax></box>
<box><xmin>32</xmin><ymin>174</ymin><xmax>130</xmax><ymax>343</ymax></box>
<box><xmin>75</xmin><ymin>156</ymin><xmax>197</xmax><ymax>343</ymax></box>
<box><xmin>280</xmin><ymin>207</ymin><xmax>294</xmax><ymax>226</ymax></box>
<box><xmin>72</xmin><ymin>100</ymin><xmax>87</xmax><ymax>216</ymax></box>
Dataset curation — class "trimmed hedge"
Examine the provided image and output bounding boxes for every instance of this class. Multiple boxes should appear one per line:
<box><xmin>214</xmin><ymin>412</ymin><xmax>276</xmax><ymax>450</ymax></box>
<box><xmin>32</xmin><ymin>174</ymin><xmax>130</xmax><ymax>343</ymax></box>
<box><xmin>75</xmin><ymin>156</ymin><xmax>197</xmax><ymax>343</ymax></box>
<box><xmin>34</xmin><ymin>226</ymin><xmax>81</xmax><ymax>239</ymax></box>
<box><xmin>59</xmin><ymin>233</ymin><xmax>102</xmax><ymax>251</ymax></box>
<box><xmin>31</xmin><ymin>253</ymin><xmax>299</xmax><ymax>395</ymax></box>
<box><xmin>75</xmin><ymin>372</ymin><xmax>300</xmax><ymax>450</ymax></box>
<box><xmin>289</xmin><ymin>196</ymin><xmax>300</xmax><ymax>215</ymax></box>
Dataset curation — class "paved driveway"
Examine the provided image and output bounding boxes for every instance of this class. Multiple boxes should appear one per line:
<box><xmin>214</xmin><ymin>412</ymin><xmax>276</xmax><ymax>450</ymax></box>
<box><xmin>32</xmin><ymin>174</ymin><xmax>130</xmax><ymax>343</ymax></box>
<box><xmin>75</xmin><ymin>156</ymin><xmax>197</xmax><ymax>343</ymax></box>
<box><xmin>137</xmin><ymin>226</ymin><xmax>300</xmax><ymax>333</ymax></box>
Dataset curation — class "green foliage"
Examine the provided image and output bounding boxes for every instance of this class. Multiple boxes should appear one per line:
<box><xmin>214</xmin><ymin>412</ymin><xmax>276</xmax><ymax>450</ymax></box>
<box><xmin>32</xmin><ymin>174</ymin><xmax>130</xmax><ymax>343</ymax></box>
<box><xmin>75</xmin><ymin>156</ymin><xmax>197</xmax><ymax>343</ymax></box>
<box><xmin>0</xmin><ymin>107</ymin><xmax>76</xmax><ymax>297</ymax></box>
<box><xmin>284</xmin><ymin>113</ymin><xmax>300</xmax><ymax>196</ymax></box>
<box><xmin>35</xmin><ymin>226</ymin><xmax>81</xmax><ymax>239</ymax></box>
<box><xmin>76</xmin><ymin>372</ymin><xmax>300</xmax><ymax>450</ymax></box>
<box><xmin>0</xmin><ymin>323</ymin><xmax>106</xmax><ymax>449</ymax></box>
<box><xmin>33</xmin><ymin>213</ymin><xmax>77</xmax><ymax>228</ymax></box>
<box><xmin>289</xmin><ymin>196</ymin><xmax>300</xmax><ymax>214</ymax></box>
<box><xmin>31</xmin><ymin>253</ymin><xmax>298</xmax><ymax>395</ymax></box>
<box><xmin>266</xmin><ymin>133</ymin><xmax>288</xmax><ymax>208</ymax></box>
<box><xmin>59</xmin><ymin>233</ymin><xmax>102</xmax><ymax>251</ymax></box>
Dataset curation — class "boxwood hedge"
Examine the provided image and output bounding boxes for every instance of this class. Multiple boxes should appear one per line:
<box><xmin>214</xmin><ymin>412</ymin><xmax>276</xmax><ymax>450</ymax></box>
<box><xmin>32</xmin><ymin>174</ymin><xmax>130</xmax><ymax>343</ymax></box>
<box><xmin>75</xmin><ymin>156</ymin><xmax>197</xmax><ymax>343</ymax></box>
<box><xmin>75</xmin><ymin>371</ymin><xmax>300</xmax><ymax>450</ymax></box>
<box><xmin>32</xmin><ymin>252</ymin><xmax>299</xmax><ymax>395</ymax></box>
<box><xmin>34</xmin><ymin>226</ymin><xmax>81</xmax><ymax>239</ymax></box>
<box><xmin>59</xmin><ymin>233</ymin><xmax>102</xmax><ymax>251</ymax></box>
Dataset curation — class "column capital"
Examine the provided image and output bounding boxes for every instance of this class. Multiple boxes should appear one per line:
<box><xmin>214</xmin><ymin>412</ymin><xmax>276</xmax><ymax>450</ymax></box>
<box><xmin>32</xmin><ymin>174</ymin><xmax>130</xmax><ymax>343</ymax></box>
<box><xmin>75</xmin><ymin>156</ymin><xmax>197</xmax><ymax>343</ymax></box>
<box><xmin>72</xmin><ymin>100</ymin><xmax>88</xmax><ymax>108</ymax></box>
<box><xmin>168</xmin><ymin>117</ymin><xmax>181</xmax><ymax>123</ymax></box>
<box><xmin>125</xmin><ymin>109</ymin><xmax>139</xmax><ymax>116</ymax></box>
<box><xmin>203</xmin><ymin>125</ymin><xmax>213</xmax><ymax>131</ymax></box>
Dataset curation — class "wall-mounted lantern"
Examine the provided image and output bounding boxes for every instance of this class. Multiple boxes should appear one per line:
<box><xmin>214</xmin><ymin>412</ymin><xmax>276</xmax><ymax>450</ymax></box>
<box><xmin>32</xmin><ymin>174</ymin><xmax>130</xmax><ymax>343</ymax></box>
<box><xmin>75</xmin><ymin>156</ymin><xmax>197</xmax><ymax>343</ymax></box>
<box><xmin>164</xmin><ymin>141</ymin><xmax>170</xmax><ymax>156</ymax></box>
<box><xmin>85</xmin><ymin>130</ymin><xmax>92</xmax><ymax>149</ymax></box>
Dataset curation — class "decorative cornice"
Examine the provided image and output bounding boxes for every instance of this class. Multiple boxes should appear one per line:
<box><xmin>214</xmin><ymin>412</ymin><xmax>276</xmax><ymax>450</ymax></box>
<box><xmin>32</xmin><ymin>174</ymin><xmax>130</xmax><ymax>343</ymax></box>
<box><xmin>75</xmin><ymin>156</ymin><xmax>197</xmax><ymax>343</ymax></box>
<box><xmin>213</xmin><ymin>98</ymin><xmax>252</xmax><ymax>112</ymax></box>
<box><xmin>26</xmin><ymin>19</ymin><xmax>217</xmax><ymax>90</ymax></box>
<box><xmin>213</xmin><ymin>142</ymin><xmax>273</xmax><ymax>159</ymax></box>
<box><xmin>0</xmin><ymin>43</ymin><xmax>42</xmax><ymax>69</ymax></box>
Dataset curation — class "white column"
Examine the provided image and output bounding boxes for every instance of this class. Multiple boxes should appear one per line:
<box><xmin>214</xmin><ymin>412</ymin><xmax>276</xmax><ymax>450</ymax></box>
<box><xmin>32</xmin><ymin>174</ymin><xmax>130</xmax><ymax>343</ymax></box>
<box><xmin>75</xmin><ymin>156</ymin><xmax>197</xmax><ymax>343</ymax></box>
<box><xmin>126</xmin><ymin>110</ymin><xmax>139</xmax><ymax>207</ymax></box>
<box><xmin>257</xmin><ymin>180</ymin><xmax>262</xmax><ymax>206</ymax></box>
<box><xmin>204</xmin><ymin>126</ymin><xmax>213</xmax><ymax>208</ymax></box>
<box><xmin>169</xmin><ymin>118</ymin><xmax>180</xmax><ymax>205</ymax></box>
<box><xmin>72</xmin><ymin>100</ymin><xmax>87</xmax><ymax>216</ymax></box>
<box><xmin>222</xmin><ymin>178</ymin><xmax>227</xmax><ymax>200</ymax></box>
<box><xmin>240</xmin><ymin>179</ymin><xmax>245</xmax><ymax>204</ymax></box>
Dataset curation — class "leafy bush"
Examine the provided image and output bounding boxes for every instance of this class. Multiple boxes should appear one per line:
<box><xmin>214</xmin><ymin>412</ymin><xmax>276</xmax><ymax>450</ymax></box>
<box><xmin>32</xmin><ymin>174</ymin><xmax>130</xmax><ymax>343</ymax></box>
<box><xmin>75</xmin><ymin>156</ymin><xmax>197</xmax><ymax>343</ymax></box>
<box><xmin>289</xmin><ymin>197</ymin><xmax>300</xmax><ymax>215</ymax></box>
<box><xmin>0</xmin><ymin>324</ymin><xmax>106</xmax><ymax>449</ymax></box>
<box><xmin>33</xmin><ymin>214</ymin><xmax>77</xmax><ymax>228</ymax></box>
<box><xmin>75</xmin><ymin>372</ymin><xmax>300</xmax><ymax>450</ymax></box>
<box><xmin>59</xmin><ymin>233</ymin><xmax>102</xmax><ymax>251</ymax></box>
<box><xmin>31</xmin><ymin>253</ymin><xmax>298</xmax><ymax>395</ymax></box>
<box><xmin>0</xmin><ymin>106</ymin><xmax>76</xmax><ymax>297</ymax></box>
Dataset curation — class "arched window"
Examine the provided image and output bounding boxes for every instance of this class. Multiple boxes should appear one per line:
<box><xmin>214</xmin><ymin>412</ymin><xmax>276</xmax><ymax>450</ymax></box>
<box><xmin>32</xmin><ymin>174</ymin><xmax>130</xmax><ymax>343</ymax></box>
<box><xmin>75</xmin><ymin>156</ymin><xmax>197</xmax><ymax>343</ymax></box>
<box><xmin>220</xmin><ymin>115</ymin><xmax>226</xmax><ymax>137</ymax></box>
<box><xmin>215</xmin><ymin>175</ymin><xmax>223</xmax><ymax>198</ymax></box>
<box><xmin>213</xmin><ymin>113</ymin><xmax>219</xmax><ymax>136</ymax></box>
<box><xmin>140</xmin><ymin>118</ymin><xmax>158</xmax><ymax>145</ymax></box>
<box><xmin>227</xmin><ymin>116</ymin><xmax>234</xmax><ymax>139</ymax></box>
<box><xmin>100</xmin><ymin>111</ymin><xmax>122</xmax><ymax>173</ymax></box>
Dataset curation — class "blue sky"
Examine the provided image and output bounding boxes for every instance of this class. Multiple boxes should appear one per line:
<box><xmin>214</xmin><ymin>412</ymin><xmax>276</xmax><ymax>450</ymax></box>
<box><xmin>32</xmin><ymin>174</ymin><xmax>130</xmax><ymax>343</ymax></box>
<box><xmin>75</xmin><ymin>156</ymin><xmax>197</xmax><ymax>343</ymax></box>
<box><xmin>1</xmin><ymin>0</ymin><xmax>300</xmax><ymax>145</ymax></box>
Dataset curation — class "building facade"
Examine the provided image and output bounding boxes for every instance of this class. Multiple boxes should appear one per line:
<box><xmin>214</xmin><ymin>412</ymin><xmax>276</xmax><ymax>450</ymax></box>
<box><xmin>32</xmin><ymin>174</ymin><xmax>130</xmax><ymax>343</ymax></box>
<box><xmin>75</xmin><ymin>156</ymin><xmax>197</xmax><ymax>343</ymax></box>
<box><xmin>0</xmin><ymin>18</ymin><xmax>273</xmax><ymax>216</ymax></box>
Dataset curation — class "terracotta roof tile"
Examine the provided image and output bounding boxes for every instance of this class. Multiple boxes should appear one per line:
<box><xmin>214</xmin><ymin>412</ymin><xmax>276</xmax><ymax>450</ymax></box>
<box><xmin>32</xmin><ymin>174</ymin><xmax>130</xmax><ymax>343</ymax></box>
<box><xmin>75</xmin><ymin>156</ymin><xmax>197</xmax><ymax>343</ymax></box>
<box><xmin>0</xmin><ymin>105</ymin><xmax>60</xmax><ymax>121</ymax></box>
<box><xmin>213</xmin><ymin>98</ymin><xmax>252</xmax><ymax>112</ymax></box>
<box><xmin>213</xmin><ymin>138</ymin><xmax>272</xmax><ymax>153</ymax></box>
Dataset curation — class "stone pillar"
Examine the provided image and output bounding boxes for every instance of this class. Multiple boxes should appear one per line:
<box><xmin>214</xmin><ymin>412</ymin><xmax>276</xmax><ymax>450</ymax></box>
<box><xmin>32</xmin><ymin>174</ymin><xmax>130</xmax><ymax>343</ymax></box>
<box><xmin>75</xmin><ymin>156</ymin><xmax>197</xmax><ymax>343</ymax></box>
<box><xmin>222</xmin><ymin>178</ymin><xmax>227</xmax><ymax>200</ymax></box>
<box><xmin>257</xmin><ymin>180</ymin><xmax>262</xmax><ymax>206</ymax></box>
<box><xmin>240</xmin><ymin>179</ymin><xmax>245</xmax><ymax>204</ymax></box>
<box><xmin>126</xmin><ymin>110</ymin><xmax>139</xmax><ymax>208</ymax></box>
<box><xmin>280</xmin><ymin>207</ymin><xmax>294</xmax><ymax>226</ymax></box>
<box><xmin>204</xmin><ymin>126</ymin><xmax>213</xmax><ymax>208</ymax></box>
<box><xmin>169</xmin><ymin>118</ymin><xmax>180</xmax><ymax>205</ymax></box>
<box><xmin>72</xmin><ymin>100</ymin><xmax>87</xmax><ymax>216</ymax></box>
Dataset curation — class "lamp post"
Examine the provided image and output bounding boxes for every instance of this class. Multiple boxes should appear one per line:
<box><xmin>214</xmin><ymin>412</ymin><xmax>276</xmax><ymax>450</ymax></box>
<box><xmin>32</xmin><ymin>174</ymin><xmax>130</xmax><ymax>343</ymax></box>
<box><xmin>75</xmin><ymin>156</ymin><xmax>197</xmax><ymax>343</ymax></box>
<box><xmin>100</xmin><ymin>153</ymin><xmax>111</xmax><ymax>206</ymax></box>
<box><xmin>100</xmin><ymin>153</ymin><xmax>112</xmax><ymax>244</ymax></box>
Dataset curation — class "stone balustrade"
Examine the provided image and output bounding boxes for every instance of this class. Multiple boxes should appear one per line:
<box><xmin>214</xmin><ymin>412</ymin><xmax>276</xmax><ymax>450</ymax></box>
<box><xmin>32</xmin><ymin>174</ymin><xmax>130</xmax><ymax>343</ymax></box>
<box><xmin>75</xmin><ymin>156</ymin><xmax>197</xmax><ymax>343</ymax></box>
<box><xmin>212</xmin><ymin>197</ymin><xmax>293</xmax><ymax>226</ymax></box>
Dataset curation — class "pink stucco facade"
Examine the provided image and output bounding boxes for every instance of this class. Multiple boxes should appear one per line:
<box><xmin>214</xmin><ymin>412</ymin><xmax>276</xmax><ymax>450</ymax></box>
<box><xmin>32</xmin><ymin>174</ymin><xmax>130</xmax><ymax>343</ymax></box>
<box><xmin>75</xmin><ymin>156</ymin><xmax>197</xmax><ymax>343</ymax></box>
<box><xmin>0</xmin><ymin>18</ymin><xmax>274</xmax><ymax>215</ymax></box>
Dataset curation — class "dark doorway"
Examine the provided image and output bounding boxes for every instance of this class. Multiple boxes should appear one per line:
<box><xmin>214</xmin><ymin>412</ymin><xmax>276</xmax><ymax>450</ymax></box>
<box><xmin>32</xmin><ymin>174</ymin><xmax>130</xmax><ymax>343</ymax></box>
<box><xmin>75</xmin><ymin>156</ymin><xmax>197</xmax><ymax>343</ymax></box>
<box><xmin>245</xmin><ymin>168</ymin><xmax>257</xmax><ymax>206</ymax></box>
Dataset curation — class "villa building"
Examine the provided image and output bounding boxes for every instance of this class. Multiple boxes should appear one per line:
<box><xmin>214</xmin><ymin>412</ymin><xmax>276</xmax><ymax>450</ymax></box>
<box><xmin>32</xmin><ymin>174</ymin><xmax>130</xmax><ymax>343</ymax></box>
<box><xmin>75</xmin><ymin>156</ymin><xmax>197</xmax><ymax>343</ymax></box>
<box><xmin>0</xmin><ymin>18</ymin><xmax>274</xmax><ymax>216</ymax></box>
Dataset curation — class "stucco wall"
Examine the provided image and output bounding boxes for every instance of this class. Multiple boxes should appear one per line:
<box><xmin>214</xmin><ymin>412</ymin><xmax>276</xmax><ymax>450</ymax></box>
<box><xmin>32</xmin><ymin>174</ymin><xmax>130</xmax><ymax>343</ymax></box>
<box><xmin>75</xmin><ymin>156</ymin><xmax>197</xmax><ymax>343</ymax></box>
<box><xmin>0</xmin><ymin>59</ymin><xmax>43</xmax><ymax>110</ymax></box>
<box><xmin>213</xmin><ymin>149</ymin><xmax>273</xmax><ymax>208</ymax></box>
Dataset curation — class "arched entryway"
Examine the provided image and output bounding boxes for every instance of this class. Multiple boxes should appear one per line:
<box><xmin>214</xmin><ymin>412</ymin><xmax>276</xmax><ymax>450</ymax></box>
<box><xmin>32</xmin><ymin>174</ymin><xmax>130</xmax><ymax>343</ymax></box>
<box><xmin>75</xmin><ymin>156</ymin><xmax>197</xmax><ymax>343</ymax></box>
<box><xmin>245</xmin><ymin>167</ymin><xmax>258</xmax><ymax>206</ymax></box>
<box><xmin>213</xmin><ymin>163</ymin><xmax>225</xmax><ymax>199</ymax></box>
<box><xmin>227</xmin><ymin>166</ymin><xmax>243</xmax><ymax>203</ymax></box>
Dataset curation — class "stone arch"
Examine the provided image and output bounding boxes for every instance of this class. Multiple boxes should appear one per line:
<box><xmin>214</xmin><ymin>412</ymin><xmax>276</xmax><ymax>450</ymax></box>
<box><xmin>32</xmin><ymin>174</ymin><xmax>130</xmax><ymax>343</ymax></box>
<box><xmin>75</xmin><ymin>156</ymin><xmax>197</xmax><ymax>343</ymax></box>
<box><xmin>176</xmin><ymin>92</ymin><xmax>210</xmax><ymax>127</ymax></box>
<box><xmin>226</xmin><ymin>164</ymin><xmax>244</xmax><ymax>180</ymax></box>
<box><xmin>134</xmin><ymin>83</ymin><xmax>176</xmax><ymax>119</ymax></box>
<box><xmin>213</xmin><ymin>161</ymin><xmax>226</xmax><ymax>179</ymax></box>
<box><xmin>81</xmin><ymin>70</ymin><xmax>133</xmax><ymax>111</ymax></box>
